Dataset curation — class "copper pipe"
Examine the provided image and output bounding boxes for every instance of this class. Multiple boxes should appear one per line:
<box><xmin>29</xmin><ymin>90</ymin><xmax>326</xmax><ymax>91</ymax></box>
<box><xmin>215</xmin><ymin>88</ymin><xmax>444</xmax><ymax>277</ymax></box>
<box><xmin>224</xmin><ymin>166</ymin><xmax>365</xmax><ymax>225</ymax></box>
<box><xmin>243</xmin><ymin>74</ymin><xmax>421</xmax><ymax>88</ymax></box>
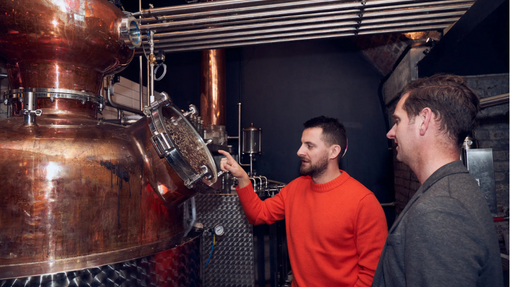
<box><xmin>200</xmin><ymin>49</ymin><xmax>226</xmax><ymax>127</ymax></box>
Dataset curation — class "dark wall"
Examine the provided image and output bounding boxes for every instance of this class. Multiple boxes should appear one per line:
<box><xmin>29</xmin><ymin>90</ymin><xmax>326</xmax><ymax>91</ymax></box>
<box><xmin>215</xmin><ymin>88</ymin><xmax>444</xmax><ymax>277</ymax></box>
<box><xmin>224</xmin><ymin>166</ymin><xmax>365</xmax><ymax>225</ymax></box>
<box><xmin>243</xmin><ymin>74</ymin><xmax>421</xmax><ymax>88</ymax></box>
<box><xmin>120</xmin><ymin>38</ymin><xmax>393</xmax><ymax>204</ymax></box>
<box><xmin>120</xmin><ymin>51</ymin><xmax>203</xmax><ymax>110</ymax></box>
<box><xmin>232</xmin><ymin>38</ymin><xmax>392</xmax><ymax>202</ymax></box>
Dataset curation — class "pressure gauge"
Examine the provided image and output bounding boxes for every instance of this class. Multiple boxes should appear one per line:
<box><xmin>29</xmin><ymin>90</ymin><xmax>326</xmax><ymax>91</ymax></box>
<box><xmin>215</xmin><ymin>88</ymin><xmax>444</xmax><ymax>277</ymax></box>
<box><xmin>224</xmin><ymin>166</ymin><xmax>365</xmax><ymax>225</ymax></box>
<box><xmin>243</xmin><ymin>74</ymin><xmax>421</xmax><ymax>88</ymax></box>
<box><xmin>213</xmin><ymin>224</ymin><xmax>225</xmax><ymax>236</ymax></box>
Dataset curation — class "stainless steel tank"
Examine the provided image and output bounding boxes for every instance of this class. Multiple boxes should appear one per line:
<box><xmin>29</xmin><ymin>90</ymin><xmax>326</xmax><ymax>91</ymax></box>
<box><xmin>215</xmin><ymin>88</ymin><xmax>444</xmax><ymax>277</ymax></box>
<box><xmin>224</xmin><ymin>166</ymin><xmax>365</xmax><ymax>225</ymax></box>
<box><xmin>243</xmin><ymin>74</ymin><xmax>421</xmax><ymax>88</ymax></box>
<box><xmin>0</xmin><ymin>0</ymin><xmax>215</xmax><ymax>281</ymax></box>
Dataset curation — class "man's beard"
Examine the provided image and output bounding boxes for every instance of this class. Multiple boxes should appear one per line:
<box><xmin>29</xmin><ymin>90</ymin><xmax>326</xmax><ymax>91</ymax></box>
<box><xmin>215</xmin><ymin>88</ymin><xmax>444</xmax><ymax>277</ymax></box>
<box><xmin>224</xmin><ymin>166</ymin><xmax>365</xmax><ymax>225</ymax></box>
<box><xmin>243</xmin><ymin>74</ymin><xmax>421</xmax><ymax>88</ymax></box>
<box><xmin>300</xmin><ymin>152</ymin><xmax>329</xmax><ymax>178</ymax></box>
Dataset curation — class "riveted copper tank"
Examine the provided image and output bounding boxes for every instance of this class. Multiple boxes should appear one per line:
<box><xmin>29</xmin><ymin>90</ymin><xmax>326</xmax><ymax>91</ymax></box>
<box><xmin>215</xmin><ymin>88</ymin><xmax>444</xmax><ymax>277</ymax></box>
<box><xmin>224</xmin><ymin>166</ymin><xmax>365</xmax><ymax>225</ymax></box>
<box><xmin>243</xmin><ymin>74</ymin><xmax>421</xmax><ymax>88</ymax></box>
<box><xmin>0</xmin><ymin>0</ymin><xmax>210</xmax><ymax>280</ymax></box>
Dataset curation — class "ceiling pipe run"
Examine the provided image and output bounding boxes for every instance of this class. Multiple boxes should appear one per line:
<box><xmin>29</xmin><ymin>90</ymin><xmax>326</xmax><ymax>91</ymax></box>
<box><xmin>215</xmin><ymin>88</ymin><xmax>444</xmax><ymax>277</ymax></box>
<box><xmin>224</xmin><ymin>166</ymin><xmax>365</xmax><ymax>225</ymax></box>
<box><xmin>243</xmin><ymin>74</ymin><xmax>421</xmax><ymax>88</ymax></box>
<box><xmin>151</xmin><ymin>18</ymin><xmax>460</xmax><ymax>50</ymax></box>
<box><xmin>139</xmin><ymin>1</ymin><xmax>472</xmax><ymax>30</ymax></box>
<box><xmin>134</xmin><ymin>0</ymin><xmax>474</xmax><ymax>54</ymax></box>
<box><xmin>147</xmin><ymin>10</ymin><xmax>466</xmax><ymax>46</ymax></box>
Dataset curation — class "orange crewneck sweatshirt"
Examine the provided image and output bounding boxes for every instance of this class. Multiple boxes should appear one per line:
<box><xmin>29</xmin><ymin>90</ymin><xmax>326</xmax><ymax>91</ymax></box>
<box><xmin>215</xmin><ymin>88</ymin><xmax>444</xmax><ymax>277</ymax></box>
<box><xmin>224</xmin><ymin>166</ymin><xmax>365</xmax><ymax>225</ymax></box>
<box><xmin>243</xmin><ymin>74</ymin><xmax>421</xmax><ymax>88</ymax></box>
<box><xmin>237</xmin><ymin>170</ymin><xmax>388</xmax><ymax>287</ymax></box>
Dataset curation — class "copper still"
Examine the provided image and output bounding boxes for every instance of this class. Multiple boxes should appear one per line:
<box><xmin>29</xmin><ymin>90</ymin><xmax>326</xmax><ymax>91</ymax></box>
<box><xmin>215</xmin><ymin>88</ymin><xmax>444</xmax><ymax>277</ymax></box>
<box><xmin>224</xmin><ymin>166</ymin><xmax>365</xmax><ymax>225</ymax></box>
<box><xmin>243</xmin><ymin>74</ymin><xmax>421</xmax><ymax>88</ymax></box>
<box><xmin>0</xmin><ymin>0</ymin><xmax>217</xmax><ymax>280</ymax></box>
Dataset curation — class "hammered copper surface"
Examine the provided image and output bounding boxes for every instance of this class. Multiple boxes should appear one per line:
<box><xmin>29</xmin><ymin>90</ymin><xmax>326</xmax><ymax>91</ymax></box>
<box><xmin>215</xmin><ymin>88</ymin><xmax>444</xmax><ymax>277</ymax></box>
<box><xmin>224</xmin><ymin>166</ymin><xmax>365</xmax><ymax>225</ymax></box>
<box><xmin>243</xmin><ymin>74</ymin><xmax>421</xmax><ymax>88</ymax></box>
<box><xmin>0</xmin><ymin>104</ymin><xmax>196</xmax><ymax>278</ymax></box>
<box><xmin>200</xmin><ymin>49</ymin><xmax>226</xmax><ymax>127</ymax></box>
<box><xmin>0</xmin><ymin>0</ymin><xmax>134</xmax><ymax>94</ymax></box>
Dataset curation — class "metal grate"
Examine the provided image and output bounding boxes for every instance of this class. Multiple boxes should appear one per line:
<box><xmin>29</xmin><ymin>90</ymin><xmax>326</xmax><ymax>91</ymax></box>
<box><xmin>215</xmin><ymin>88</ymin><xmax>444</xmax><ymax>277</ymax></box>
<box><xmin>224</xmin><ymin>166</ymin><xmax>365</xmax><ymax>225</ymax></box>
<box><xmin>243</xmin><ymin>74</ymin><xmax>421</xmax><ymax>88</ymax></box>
<box><xmin>195</xmin><ymin>193</ymin><xmax>255</xmax><ymax>287</ymax></box>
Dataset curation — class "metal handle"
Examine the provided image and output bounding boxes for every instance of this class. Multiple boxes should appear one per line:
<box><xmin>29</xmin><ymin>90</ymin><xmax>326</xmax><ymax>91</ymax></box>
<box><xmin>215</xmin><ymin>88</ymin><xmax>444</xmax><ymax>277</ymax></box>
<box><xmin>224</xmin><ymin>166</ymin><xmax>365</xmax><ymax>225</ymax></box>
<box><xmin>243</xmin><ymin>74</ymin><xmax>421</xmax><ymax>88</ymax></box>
<box><xmin>185</xmin><ymin>165</ymin><xmax>210</xmax><ymax>189</ymax></box>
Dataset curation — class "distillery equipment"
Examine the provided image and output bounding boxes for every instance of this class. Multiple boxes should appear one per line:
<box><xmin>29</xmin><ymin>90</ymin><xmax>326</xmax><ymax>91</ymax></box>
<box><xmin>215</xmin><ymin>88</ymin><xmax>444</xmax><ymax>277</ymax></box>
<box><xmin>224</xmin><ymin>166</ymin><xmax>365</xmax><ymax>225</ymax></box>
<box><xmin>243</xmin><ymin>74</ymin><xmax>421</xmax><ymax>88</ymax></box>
<box><xmin>0</xmin><ymin>0</ymin><xmax>219</xmax><ymax>283</ymax></box>
<box><xmin>242</xmin><ymin>123</ymin><xmax>262</xmax><ymax>176</ymax></box>
<box><xmin>242</xmin><ymin>123</ymin><xmax>262</xmax><ymax>155</ymax></box>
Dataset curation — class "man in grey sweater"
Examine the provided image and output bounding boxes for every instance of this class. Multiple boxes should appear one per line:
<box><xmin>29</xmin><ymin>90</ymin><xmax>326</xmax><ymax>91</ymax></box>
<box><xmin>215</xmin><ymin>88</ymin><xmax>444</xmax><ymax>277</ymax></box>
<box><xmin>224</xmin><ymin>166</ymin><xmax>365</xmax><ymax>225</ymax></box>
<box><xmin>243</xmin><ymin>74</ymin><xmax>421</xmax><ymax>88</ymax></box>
<box><xmin>372</xmin><ymin>74</ymin><xmax>503</xmax><ymax>287</ymax></box>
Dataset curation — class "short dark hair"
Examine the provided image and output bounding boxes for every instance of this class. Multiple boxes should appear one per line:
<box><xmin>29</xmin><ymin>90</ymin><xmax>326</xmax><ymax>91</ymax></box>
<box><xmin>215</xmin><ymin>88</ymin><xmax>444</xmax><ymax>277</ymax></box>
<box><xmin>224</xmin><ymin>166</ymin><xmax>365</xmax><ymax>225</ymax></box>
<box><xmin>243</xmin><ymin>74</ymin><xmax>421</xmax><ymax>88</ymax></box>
<box><xmin>303</xmin><ymin>116</ymin><xmax>347</xmax><ymax>157</ymax></box>
<box><xmin>402</xmin><ymin>74</ymin><xmax>480</xmax><ymax>146</ymax></box>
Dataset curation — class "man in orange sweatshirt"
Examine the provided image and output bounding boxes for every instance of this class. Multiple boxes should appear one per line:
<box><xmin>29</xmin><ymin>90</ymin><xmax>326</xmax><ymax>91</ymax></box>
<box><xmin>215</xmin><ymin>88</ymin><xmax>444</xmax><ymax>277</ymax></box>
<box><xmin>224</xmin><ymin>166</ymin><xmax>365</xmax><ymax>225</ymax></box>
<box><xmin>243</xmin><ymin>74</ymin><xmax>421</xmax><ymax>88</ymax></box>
<box><xmin>219</xmin><ymin>116</ymin><xmax>388</xmax><ymax>287</ymax></box>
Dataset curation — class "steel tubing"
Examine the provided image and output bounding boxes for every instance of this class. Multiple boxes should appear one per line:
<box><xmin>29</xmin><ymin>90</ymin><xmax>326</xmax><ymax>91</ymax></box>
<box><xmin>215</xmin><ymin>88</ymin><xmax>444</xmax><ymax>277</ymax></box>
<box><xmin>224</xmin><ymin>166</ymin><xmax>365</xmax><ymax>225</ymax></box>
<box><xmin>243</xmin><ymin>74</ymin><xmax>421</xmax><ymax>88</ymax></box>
<box><xmin>135</xmin><ymin>24</ymin><xmax>451</xmax><ymax>54</ymax></box>
<box><xmin>140</xmin><ymin>1</ymin><xmax>358</xmax><ymax>23</ymax></box>
<box><xmin>140</xmin><ymin>0</ymin><xmax>471</xmax><ymax>30</ymax></box>
<box><xmin>132</xmin><ymin>0</ymin><xmax>474</xmax><ymax>54</ymax></box>
<box><xmin>147</xmin><ymin>8</ymin><xmax>360</xmax><ymax>36</ymax></box>
<box><xmin>150</xmin><ymin>11</ymin><xmax>465</xmax><ymax>45</ymax></box>
<box><xmin>148</xmin><ymin>9</ymin><xmax>465</xmax><ymax>42</ymax></box>
<box><xmin>135</xmin><ymin>0</ymin><xmax>364</xmax><ymax>18</ymax></box>
<box><xmin>480</xmin><ymin>93</ymin><xmax>510</xmax><ymax>109</ymax></box>
<box><xmin>148</xmin><ymin>18</ymin><xmax>459</xmax><ymax>50</ymax></box>
<box><xmin>141</xmin><ymin>3</ymin><xmax>361</xmax><ymax>31</ymax></box>
<box><xmin>143</xmin><ymin>5</ymin><xmax>468</xmax><ymax>38</ymax></box>
<box><xmin>136</xmin><ymin>0</ymin><xmax>472</xmax><ymax>20</ymax></box>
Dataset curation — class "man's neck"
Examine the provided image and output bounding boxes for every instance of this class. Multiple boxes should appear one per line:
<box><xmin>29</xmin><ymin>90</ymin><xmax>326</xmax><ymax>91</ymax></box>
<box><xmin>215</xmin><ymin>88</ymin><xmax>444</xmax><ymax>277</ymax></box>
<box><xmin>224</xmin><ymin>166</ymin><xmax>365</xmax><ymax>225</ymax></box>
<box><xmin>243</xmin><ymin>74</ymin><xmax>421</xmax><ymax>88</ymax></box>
<box><xmin>312</xmin><ymin>166</ymin><xmax>342</xmax><ymax>184</ymax></box>
<box><xmin>413</xmin><ymin>150</ymin><xmax>460</xmax><ymax>185</ymax></box>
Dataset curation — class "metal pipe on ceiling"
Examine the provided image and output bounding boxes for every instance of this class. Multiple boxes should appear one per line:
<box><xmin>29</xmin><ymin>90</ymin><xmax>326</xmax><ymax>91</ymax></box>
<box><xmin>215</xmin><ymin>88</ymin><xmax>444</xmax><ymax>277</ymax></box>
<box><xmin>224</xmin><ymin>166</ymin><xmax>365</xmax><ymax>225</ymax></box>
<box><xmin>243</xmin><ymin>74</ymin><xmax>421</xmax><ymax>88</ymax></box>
<box><xmin>135</xmin><ymin>0</ymin><xmax>472</xmax><ymax>20</ymax></box>
<box><xmin>150</xmin><ymin>9</ymin><xmax>359</xmax><ymax>36</ymax></box>
<box><xmin>480</xmin><ymin>93</ymin><xmax>510</xmax><ymax>108</ymax></box>
<box><xmin>151</xmin><ymin>18</ymin><xmax>458</xmax><ymax>50</ymax></box>
<box><xmin>147</xmin><ymin>8</ymin><xmax>360</xmax><ymax>35</ymax></box>
<box><xmin>134</xmin><ymin>0</ymin><xmax>364</xmax><ymax>18</ymax></box>
<box><xmin>149</xmin><ymin>11</ymin><xmax>465</xmax><ymax>45</ymax></box>
<box><xmin>134</xmin><ymin>0</ymin><xmax>474</xmax><ymax>54</ymax></box>
<box><xmin>139</xmin><ymin>1</ymin><xmax>473</xmax><ymax>31</ymax></box>
<box><xmin>136</xmin><ymin>24</ymin><xmax>450</xmax><ymax>54</ymax></box>
<box><xmin>140</xmin><ymin>3</ymin><xmax>361</xmax><ymax>31</ymax></box>
<box><xmin>140</xmin><ymin>0</ymin><xmax>472</xmax><ymax>33</ymax></box>
<box><xmin>143</xmin><ymin>5</ymin><xmax>469</xmax><ymax>39</ymax></box>
<box><xmin>139</xmin><ymin>1</ymin><xmax>360</xmax><ymax>23</ymax></box>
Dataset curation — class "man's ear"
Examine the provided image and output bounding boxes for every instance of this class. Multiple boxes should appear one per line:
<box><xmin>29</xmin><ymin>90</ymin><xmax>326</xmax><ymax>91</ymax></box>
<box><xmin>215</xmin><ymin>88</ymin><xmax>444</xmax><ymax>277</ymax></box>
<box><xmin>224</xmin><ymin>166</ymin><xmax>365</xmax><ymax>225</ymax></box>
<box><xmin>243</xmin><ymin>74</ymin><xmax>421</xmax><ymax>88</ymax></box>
<box><xmin>419</xmin><ymin>107</ymin><xmax>433</xmax><ymax>136</ymax></box>
<box><xmin>330</xmin><ymin>145</ymin><xmax>341</xmax><ymax>160</ymax></box>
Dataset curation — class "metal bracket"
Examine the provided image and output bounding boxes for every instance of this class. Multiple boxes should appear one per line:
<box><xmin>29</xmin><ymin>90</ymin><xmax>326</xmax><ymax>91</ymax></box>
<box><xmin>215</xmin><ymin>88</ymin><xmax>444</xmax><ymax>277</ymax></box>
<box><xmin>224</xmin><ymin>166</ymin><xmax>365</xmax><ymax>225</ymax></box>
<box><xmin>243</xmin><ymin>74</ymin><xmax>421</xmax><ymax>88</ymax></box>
<box><xmin>185</xmin><ymin>165</ymin><xmax>210</xmax><ymax>189</ymax></box>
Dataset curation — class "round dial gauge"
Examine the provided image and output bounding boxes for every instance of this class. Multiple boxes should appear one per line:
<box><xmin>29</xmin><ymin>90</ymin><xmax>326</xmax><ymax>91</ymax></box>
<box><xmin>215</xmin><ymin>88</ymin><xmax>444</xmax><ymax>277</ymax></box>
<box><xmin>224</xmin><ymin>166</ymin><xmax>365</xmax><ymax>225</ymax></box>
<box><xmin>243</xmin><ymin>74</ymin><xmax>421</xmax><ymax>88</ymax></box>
<box><xmin>213</xmin><ymin>224</ymin><xmax>225</xmax><ymax>236</ymax></box>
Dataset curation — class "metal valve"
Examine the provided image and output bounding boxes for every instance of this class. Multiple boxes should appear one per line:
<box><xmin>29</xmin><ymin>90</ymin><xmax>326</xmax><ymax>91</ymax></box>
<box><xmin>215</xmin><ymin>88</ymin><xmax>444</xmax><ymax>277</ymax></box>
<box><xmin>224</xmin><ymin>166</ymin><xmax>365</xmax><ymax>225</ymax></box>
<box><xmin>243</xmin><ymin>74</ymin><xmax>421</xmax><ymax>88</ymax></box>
<box><xmin>182</xmin><ymin>104</ymin><xmax>197</xmax><ymax>118</ymax></box>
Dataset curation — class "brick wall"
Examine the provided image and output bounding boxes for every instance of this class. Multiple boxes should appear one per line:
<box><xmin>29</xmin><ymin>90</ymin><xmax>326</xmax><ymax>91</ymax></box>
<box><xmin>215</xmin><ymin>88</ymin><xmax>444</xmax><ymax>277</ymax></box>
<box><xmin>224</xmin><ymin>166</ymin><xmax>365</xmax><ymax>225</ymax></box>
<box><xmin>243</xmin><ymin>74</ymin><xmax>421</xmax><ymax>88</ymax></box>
<box><xmin>467</xmin><ymin>74</ymin><xmax>509</xmax><ymax>216</ymax></box>
<box><xmin>351</xmin><ymin>32</ymin><xmax>440</xmax><ymax>76</ymax></box>
<box><xmin>466</xmin><ymin>74</ymin><xmax>509</xmax><ymax>246</ymax></box>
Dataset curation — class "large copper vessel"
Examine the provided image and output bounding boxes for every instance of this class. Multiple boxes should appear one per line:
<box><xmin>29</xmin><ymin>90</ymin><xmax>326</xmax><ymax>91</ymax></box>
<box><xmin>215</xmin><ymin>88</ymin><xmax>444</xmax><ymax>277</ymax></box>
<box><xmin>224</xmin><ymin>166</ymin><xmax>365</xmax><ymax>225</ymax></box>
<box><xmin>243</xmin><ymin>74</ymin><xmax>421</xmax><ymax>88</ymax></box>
<box><xmin>0</xmin><ymin>0</ymin><xmax>137</xmax><ymax>94</ymax></box>
<box><xmin>0</xmin><ymin>0</ymin><xmax>214</xmax><ymax>280</ymax></box>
